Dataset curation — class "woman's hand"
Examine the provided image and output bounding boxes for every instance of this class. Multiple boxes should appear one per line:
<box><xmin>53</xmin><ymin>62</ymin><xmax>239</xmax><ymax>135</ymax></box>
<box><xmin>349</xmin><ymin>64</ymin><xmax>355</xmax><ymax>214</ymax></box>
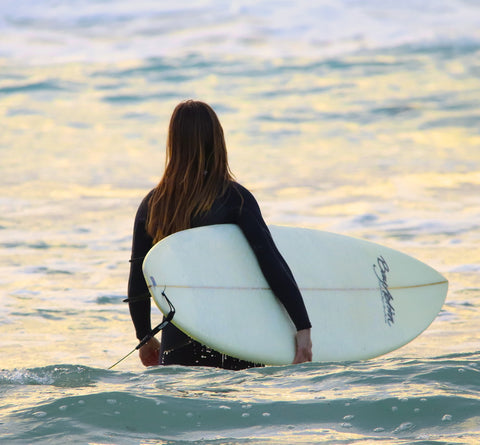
<box><xmin>293</xmin><ymin>328</ymin><xmax>313</xmax><ymax>364</ymax></box>
<box><xmin>139</xmin><ymin>337</ymin><xmax>161</xmax><ymax>367</ymax></box>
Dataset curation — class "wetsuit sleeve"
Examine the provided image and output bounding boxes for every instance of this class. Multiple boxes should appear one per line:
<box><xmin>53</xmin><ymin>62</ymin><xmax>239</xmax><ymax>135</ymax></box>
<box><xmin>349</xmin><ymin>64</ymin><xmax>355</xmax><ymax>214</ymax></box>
<box><xmin>235</xmin><ymin>187</ymin><xmax>312</xmax><ymax>331</ymax></box>
<box><xmin>127</xmin><ymin>192</ymin><xmax>154</xmax><ymax>340</ymax></box>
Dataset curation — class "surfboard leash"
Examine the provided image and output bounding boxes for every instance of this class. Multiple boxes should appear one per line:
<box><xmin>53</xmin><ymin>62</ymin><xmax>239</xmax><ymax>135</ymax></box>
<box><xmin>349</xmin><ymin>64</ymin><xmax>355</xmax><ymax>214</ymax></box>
<box><xmin>108</xmin><ymin>288</ymin><xmax>175</xmax><ymax>370</ymax></box>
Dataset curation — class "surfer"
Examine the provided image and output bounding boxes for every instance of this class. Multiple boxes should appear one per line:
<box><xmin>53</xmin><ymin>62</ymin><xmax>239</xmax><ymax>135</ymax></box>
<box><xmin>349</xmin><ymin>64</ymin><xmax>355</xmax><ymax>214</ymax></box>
<box><xmin>128</xmin><ymin>100</ymin><xmax>312</xmax><ymax>369</ymax></box>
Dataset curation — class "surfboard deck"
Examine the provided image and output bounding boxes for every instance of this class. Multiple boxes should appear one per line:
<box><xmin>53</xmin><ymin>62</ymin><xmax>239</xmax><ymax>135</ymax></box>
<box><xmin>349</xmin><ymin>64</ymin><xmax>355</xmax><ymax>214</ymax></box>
<box><xmin>143</xmin><ymin>225</ymin><xmax>448</xmax><ymax>365</ymax></box>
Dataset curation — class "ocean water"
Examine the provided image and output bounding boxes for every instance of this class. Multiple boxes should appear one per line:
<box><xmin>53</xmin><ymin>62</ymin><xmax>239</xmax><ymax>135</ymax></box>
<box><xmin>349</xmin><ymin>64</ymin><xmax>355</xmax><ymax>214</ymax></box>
<box><xmin>1</xmin><ymin>0</ymin><xmax>479</xmax><ymax>443</ymax></box>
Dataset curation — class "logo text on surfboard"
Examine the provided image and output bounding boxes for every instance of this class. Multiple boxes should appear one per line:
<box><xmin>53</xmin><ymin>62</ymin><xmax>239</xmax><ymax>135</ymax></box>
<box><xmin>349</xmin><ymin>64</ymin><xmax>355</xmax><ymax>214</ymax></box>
<box><xmin>373</xmin><ymin>256</ymin><xmax>395</xmax><ymax>326</ymax></box>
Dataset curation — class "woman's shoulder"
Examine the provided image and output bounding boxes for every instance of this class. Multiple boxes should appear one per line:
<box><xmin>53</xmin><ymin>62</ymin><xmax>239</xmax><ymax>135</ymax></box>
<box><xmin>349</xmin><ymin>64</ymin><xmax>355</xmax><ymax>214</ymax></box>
<box><xmin>227</xmin><ymin>181</ymin><xmax>252</xmax><ymax>200</ymax></box>
<box><xmin>227</xmin><ymin>181</ymin><xmax>260</xmax><ymax>211</ymax></box>
<box><xmin>143</xmin><ymin>188</ymin><xmax>155</xmax><ymax>204</ymax></box>
<box><xmin>228</xmin><ymin>181</ymin><xmax>253</xmax><ymax>197</ymax></box>
<box><xmin>135</xmin><ymin>188</ymin><xmax>155</xmax><ymax>220</ymax></box>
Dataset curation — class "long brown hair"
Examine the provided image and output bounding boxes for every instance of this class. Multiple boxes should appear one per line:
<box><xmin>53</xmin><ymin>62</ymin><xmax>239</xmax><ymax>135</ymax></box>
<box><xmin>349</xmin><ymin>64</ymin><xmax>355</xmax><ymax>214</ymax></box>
<box><xmin>146</xmin><ymin>100</ymin><xmax>234</xmax><ymax>243</ymax></box>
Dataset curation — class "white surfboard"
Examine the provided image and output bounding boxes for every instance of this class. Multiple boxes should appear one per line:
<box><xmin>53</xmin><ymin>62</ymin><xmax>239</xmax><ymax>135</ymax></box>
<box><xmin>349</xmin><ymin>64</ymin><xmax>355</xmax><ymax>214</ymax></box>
<box><xmin>142</xmin><ymin>225</ymin><xmax>448</xmax><ymax>365</ymax></box>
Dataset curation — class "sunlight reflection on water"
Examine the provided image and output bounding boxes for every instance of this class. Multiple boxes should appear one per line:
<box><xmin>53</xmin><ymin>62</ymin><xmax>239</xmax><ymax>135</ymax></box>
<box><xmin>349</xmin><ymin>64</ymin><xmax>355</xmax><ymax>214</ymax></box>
<box><xmin>1</xmin><ymin>2</ymin><xmax>479</xmax><ymax>442</ymax></box>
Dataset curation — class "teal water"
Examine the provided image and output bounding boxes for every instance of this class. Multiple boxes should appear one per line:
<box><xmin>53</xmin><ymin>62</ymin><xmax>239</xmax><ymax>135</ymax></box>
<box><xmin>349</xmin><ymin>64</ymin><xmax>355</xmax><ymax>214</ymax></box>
<box><xmin>1</xmin><ymin>1</ymin><xmax>480</xmax><ymax>443</ymax></box>
<box><xmin>2</xmin><ymin>355</ymin><xmax>479</xmax><ymax>444</ymax></box>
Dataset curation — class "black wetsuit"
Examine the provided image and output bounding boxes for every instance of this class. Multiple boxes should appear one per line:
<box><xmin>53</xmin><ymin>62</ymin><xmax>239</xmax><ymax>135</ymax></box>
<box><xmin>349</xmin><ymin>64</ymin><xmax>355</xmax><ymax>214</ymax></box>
<box><xmin>128</xmin><ymin>182</ymin><xmax>311</xmax><ymax>370</ymax></box>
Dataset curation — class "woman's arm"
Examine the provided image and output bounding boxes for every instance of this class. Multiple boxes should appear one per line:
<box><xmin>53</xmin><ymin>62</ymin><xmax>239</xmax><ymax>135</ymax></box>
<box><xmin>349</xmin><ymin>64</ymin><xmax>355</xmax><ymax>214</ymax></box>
<box><xmin>127</xmin><ymin>192</ymin><xmax>155</xmax><ymax>341</ymax></box>
<box><xmin>234</xmin><ymin>185</ymin><xmax>312</xmax><ymax>362</ymax></box>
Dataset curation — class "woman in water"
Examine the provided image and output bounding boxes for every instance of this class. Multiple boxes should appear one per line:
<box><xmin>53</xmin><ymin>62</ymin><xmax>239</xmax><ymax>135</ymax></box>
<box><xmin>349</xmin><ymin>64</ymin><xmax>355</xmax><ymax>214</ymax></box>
<box><xmin>127</xmin><ymin>100</ymin><xmax>312</xmax><ymax>370</ymax></box>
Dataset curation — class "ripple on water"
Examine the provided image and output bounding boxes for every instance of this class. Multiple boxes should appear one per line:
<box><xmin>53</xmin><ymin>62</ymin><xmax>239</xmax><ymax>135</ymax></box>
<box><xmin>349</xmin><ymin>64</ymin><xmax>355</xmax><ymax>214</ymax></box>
<box><xmin>1</xmin><ymin>357</ymin><xmax>479</xmax><ymax>443</ymax></box>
